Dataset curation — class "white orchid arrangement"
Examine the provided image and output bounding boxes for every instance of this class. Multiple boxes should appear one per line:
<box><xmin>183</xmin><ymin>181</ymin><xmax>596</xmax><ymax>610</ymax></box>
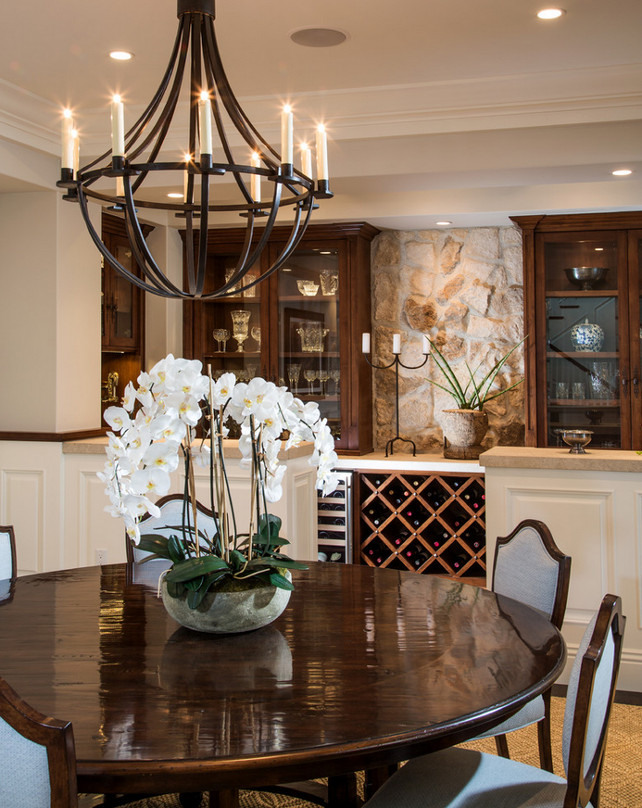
<box><xmin>99</xmin><ymin>354</ymin><xmax>340</xmax><ymax>608</ymax></box>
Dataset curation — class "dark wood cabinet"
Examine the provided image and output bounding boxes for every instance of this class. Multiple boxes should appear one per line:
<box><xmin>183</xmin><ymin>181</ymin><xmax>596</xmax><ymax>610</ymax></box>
<box><xmin>100</xmin><ymin>213</ymin><xmax>148</xmax><ymax>410</ymax></box>
<box><xmin>182</xmin><ymin>222</ymin><xmax>379</xmax><ymax>454</ymax></box>
<box><xmin>512</xmin><ymin>212</ymin><xmax>642</xmax><ymax>449</ymax></box>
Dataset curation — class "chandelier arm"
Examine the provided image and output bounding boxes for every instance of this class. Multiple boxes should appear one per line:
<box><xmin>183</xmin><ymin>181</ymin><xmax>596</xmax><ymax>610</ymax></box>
<box><xmin>195</xmin><ymin>172</ymin><xmax>210</xmax><ymax>298</ymax></box>
<box><xmin>76</xmin><ymin>188</ymin><xmax>177</xmax><ymax>298</ymax></box>
<box><xmin>128</xmin><ymin>22</ymin><xmax>192</xmax><ymax>195</ymax></box>
<box><xmin>79</xmin><ymin>21</ymin><xmax>187</xmax><ymax>179</ymax></box>
<box><xmin>257</xmin><ymin>198</ymin><xmax>315</xmax><ymax>284</ymax></box>
<box><xmin>122</xmin><ymin>179</ymin><xmax>186</xmax><ymax>296</ymax></box>
<box><xmin>184</xmin><ymin>212</ymin><xmax>197</xmax><ymax>296</ymax></box>
<box><xmin>235</xmin><ymin>180</ymin><xmax>283</xmax><ymax>279</ymax></box>
<box><xmin>203</xmin><ymin>21</ymin><xmax>280</xmax><ymax>167</ymax></box>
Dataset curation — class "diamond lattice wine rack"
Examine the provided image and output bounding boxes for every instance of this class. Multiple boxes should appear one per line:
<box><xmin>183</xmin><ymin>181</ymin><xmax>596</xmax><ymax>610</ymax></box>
<box><xmin>358</xmin><ymin>471</ymin><xmax>486</xmax><ymax>581</ymax></box>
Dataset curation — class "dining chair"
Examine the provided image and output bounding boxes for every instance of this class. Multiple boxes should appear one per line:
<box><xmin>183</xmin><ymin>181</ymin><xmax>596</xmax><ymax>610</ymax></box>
<box><xmin>0</xmin><ymin>673</ymin><xmax>77</xmax><ymax>807</ymax></box>
<box><xmin>363</xmin><ymin>592</ymin><xmax>624</xmax><ymax>808</ymax></box>
<box><xmin>126</xmin><ymin>494</ymin><xmax>218</xmax><ymax>565</ymax></box>
<box><xmin>476</xmin><ymin>519</ymin><xmax>571</xmax><ymax>772</ymax></box>
<box><xmin>0</xmin><ymin>525</ymin><xmax>17</xmax><ymax>580</ymax></box>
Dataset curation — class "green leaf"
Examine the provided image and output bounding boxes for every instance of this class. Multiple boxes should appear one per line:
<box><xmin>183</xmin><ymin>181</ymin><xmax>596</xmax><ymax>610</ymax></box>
<box><xmin>247</xmin><ymin>556</ymin><xmax>308</xmax><ymax>570</ymax></box>
<box><xmin>137</xmin><ymin>534</ymin><xmax>172</xmax><ymax>559</ymax></box>
<box><xmin>253</xmin><ymin>532</ymin><xmax>290</xmax><ymax>548</ymax></box>
<box><xmin>229</xmin><ymin>549</ymin><xmax>249</xmax><ymax>571</ymax></box>
<box><xmin>166</xmin><ymin>556</ymin><xmax>229</xmax><ymax>582</ymax></box>
<box><xmin>269</xmin><ymin>571</ymin><xmax>294</xmax><ymax>590</ymax></box>
<box><xmin>167</xmin><ymin>534</ymin><xmax>187</xmax><ymax>563</ymax></box>
<box><xmin>187</xmin><ymin>586</ymin><xmax>208</xmax><ymax>609</ymax></box>
<box><xmin>258</xmin><ymin>513</ymin><xmax>282</xmax><ymax>540</ymax></box>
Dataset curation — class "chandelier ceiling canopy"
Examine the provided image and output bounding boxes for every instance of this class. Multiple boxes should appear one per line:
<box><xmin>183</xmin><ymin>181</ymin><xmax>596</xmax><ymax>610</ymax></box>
<box><xmin>57</xmin><ymin>0</ymin><xmax>332</xmax><ymax>300</ymax></box>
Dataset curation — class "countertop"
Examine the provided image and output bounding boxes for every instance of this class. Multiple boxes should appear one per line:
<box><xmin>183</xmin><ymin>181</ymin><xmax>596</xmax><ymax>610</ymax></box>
<box><xmin>62</xmin><ymin>437</ymin><xmax>314</xmax><ymax>460</ymax></box>
<box><xmin>334</xmin><ymin>452</ymin><xmax>482</xmax><ymax>473</ymax></box>
<box><xmin>479</xmin><ymin>445</ymin><xmax>642</xmax><ymax>473</ymax></box>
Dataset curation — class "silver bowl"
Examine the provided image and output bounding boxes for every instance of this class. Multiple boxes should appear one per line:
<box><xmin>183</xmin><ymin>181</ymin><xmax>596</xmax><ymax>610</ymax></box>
<box><xmin>564</xmin><ymin>267</ymin><xmax>608</xmax><ymax>291</ymax></box>
<box><xmin>560</xmin><ymin>429</ymin><xmax>593</xmax><ymax>454</ymax></box>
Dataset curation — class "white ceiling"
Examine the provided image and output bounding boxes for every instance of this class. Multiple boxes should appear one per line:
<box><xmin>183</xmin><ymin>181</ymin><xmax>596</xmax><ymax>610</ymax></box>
<box><xmin>0</xmin><ymin>0</ymin><xmax>640</xmax><ymax>229</ymax></box>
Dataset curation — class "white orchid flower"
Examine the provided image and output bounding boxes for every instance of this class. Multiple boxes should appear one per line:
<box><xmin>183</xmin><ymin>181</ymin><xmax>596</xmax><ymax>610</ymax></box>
<box><xmin>191</xmin><ymin>443</ymin><xmax>212</xmax><ymax>468</ymax></box>
<box><xmin>210</xmin><ymin>372</ymin><xmax>237</xmax><ymax>407</ymax></box>
<box><xmin>130</xmin><ymin>467</ymin><xmax>172</xmax><ymax>498</ymax></box>
<box><xmin>121</xmin><ymin>382</ymin><xmax>137</xmax><ymax>412</ymax></box>
<box><xmin>142</xmin><ymin>441</ymin><xmax>180</xmax><ymax>473</ymax></box>
<box><xmin>104</xmin><ymin>406</ymin><xmax>132</xmax><ymax>433</ymax></box>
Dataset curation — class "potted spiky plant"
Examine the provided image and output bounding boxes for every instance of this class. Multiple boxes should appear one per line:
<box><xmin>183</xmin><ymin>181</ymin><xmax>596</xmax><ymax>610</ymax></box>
<box><xmin>425</xmin><ymin>337</ymin><xmax>525</xmax><ymax>458</ymax></box>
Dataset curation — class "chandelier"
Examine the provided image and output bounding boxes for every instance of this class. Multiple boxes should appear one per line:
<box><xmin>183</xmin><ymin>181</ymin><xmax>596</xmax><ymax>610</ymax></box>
<box><xmin>57</xmin><ymin>0</ymin><xmax>332</xmax><ymax>300</ymax></box>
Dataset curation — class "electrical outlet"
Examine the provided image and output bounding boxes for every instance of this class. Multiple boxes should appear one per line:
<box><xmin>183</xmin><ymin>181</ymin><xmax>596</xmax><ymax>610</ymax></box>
<box><xmin>95</xmin><ymin>549</ymin><xmax>108</xmax><ymax>566</ymax></box>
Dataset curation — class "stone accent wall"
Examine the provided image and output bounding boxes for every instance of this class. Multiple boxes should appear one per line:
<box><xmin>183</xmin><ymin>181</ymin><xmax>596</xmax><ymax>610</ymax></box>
<box><xmin>370</xmin><ymin>227</ymin><xmax>525</xmax><ymax>453</ymax></box>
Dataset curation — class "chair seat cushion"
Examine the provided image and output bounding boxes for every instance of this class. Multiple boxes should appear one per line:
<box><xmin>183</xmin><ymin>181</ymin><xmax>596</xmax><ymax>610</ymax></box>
<box><xmin>364</xmin><ymin>747</ymin><xmax>591</xmax><ymax>808</ymax></box>
<box><xmin>473</xmin><ymin>695</ymin><xmax>545</xmax><ymax>739</ymax></box>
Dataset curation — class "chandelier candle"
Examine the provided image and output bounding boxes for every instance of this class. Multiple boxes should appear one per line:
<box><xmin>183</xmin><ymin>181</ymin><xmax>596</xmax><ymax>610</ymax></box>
<box><xmin>251</xmin><ymin>152</ymin><xmax>261</xmax><ymax>204</ymax></box>
<box><xmin>316</xmin><ymin>124</ymin><xmax>329</xmax><ymax>182</ymax></box>
<box><xmin>198</xmin><ymin>92</ymin><xmax>213</xmax><ymax>156</ymax></box>
<box><xmin>301</xmin><ymin>143</ymin><xmax>312</xmax><ymax>178</ymax></box>
<box><xmin>281</xmin><ymin>105</ymin><xmax>294</xmax><ymax>166</ymax></box>
<box><xmin>110</xmin><ymin>95</ymin><xmax>125</xmax><ymax>158</ymax></box>
<box><xmin>61</xmin><ymin>109</ymin><xmax>74</xmax><ymax>170</ymax></box>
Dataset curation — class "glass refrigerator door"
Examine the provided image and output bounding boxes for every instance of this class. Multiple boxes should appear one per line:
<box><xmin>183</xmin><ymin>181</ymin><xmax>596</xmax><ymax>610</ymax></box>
<box><xmin>277</xmin><ymin>249</ymin><xmax>341</xmax><ymax>440</ymax></box>
<box><xmin>544</xmin><ymin>236</ymin><xmax>621</xmax><ymax>448</ymax></box>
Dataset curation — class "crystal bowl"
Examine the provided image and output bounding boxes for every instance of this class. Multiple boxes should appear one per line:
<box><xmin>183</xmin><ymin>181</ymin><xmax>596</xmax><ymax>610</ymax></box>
<box><xmin>296</xmin><ymin>279</ymin><xmax>319</xmax><ymax>296</ymax></box>
<box><xmin>560</xmin><ymin>429</ymin><xmax>593</xmax><ymax>454</ymax></box>
<box><xmin>564</xmin><ymin>267</ymin><xmax>608</xmax><ymax>291</ymax></box>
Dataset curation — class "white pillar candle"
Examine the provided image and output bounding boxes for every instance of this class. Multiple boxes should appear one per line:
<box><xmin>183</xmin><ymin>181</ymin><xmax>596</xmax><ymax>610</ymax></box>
<box><xmin>251</xmin><ymin>151</ymin><xmax>261</xmax><ymax>203</ymax></box>
<box><xmin>198</xmin><ymin>92</ymin><xmax>213</xmax><ymax>155</ymax></box>
<box><xmin>281</xmin><ymin>104</ymin><xmax>293</xmax><ymax>164</ymax></box>
<box><xmin>183</xmin><ymin>154</ymin><xmax>190</xmax><ymax>203</ymax></box>
<box><xmin>422</xmin><ymin>335</ymin><xmax>430</xmax><ymax>354</ymax></box>
<box><xmin>72</xmin><ymin>129</ymin><xmax>79</xmax><ymax>177</ymax></box>
<box><xmin>111</xmin><ymin>95</ymin><xmax>125</xmax><ymax>157</ymax></box>
<box><xmin>116</xmin><ymin>175</ymin><xmax>124</xmax><ymax>197</ymax></box>
<box><xmin>61</xmin><ymin>109</ymin><xmax>74</xmax><ymax>169</ymax></box>
<box><xmin>316</xmin><ymin>124</ymin><xmax>329</xmax><ymax>181</ymax></box>
<box><xmin>392</xmin><ymin>334</ymin><xmax>401</xmax><ymax>354</ymax></box>
<box><xmin>300</xmin><ymin>143</ymin><xmax>312</xmax><ymax>178</ymax></box>
<box><xmin>362</xmin><ymin>333</ymin><xmax>371</xmax><ymax>354</ymax></box>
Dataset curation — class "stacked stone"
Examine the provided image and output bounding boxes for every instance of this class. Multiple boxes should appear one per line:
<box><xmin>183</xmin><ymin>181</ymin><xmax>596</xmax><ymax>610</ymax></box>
<box><xmin>370</xmin><ymin>227</ymin><xmax>525</xmax><ymax>453</ymax></box>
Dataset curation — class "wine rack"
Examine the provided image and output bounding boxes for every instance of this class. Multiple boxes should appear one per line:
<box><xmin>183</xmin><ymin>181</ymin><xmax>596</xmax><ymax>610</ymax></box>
<box><xmin>317</xmin><ymin>472</ymin><xmax>353</xmax><ymax>563</ymax></box>
<box><xmin>358</xmin><ymin>471</ymin><xmax>486</xmax><ymax>582</ymax></box>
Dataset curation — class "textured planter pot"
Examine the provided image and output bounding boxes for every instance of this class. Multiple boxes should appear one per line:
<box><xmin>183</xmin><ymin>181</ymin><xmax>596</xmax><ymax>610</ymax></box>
<box><xmin>439</xmin><ymin>408</ymin><xmax>489</xmax><ymax>460</ymax></box>
<box><xmin>160</xmin><ymin>575</ymin><xmax>291</xmax><ymax>635</ymax></box>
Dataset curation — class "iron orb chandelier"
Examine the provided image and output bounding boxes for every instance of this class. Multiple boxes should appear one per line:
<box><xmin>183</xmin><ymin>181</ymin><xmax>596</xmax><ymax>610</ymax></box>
<box><xmin>57</xmin><ymin>0</ymin><xmax>333</xmax><ymax>300</ymax></box>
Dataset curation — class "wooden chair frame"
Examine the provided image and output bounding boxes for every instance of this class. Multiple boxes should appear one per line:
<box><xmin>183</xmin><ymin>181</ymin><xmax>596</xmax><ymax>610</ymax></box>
<box><xmin>491</xmin><ymin>519</ymin><xmax>571</xmax><ymax>771</ymax></box>
<box><xmin>125</xmin><ymin>493</ymin><xmax>218</xmax><ymax>564</ymax></box>
<box><xmin>0</xmin><ymin>676</ymin><xmax>77</xmax><ymax>808</ymax></box>
<box><xmin>0</xmin><ymin>525</ymin><xmax>17</xmax><ymax>580</ymax></box>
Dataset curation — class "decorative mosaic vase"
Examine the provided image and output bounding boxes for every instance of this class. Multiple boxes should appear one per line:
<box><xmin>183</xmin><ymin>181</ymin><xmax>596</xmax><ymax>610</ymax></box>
<box><xmin>570</xmin><ymin>319</ymin><xmax>604</xmax><ymax>352</ymax></box>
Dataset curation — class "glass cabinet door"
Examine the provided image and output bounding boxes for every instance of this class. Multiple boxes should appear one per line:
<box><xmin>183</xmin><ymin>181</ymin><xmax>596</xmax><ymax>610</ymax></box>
<box><xmin>196</xmin><ymin>255</ymin><xmax>264</xmax><ymax>383</ymax></box>
<box><xmin>542</xmin><ymin>233</ymin><xmax>627</xmax><ymax>448</ymax></box>
<box><xmin>276</xmin><ymin>247</ymin><xmax>342</xmax><ymax>441</ymax></box>
<box><xmin>630</xmin><ymin>231</ymin><xmax>642</xmax><ymax>446</ymax></box>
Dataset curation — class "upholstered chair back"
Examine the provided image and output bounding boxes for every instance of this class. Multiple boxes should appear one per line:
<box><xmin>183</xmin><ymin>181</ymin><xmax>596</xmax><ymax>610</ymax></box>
<box><xmin>0</xmin><ymin>526</ymin><xmax>16</xmax><ymax>580</ymax></box>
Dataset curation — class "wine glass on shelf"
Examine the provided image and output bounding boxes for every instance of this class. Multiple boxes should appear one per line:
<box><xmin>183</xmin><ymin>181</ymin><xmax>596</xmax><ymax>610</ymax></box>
<box><xmin>212</xmin><ymin>328</ymin><xmax>230</xmax><ymax>352</ymax></box>
<box><xmin>329</xmin><ymin>369</ymin><xmax>341</xmax><ymax>394</ymax></box>
<box><xmin>318</xmin><ymin>370</ymin><xmax>329</xmax><ymax>395</ymax></box>
<box><xmin>230</xmin><ymin>310</ymin><xmax>251</xmax><ymax>352</ymax></box>
<box><xmin>246</xmin><ymin>363</ymin><xmax>258</xmax><ymax>380</ymax></box>
<box><xmin>288</xmin><ymin>363</ymin><xmax>301</xmax><ymax>395</ymax></box>
<box><xmin>251</xmin><ymin>326</ymin><xmax>261</xmax><ymax>350</ymax></box>
<box><xmin>304</xmin><ymin>369</ymin><xmax>316</xmax><ymax>394</ymax></box>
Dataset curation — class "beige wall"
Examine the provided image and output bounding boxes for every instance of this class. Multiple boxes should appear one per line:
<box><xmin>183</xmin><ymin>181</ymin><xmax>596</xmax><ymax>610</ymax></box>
<box><xmin>370</xmin><ymin>226</ymin><xmax>526</xmax><ymax>453</ymax></box>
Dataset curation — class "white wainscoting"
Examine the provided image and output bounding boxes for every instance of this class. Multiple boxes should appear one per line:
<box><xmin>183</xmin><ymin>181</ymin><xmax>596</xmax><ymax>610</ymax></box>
<box><xmin>484</xmin><ymin>462</ymin><xmax>642</xmax><ymax>692</ymax></box>
<box><xmin>0</xmin><ymin>440</ymin><xmax>318</xmax><ymax>575</ymax></box>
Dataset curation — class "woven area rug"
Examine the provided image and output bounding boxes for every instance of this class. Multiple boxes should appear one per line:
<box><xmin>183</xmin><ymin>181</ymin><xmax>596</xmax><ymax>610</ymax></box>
<box><xmin>80</xmin><ymin>697</ymin><xmax>641</xmax><ymax>808</ymax></box>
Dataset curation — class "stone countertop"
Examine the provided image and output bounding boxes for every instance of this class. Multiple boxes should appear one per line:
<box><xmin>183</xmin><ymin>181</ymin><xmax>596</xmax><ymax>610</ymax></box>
<box><xmin>62</xmin><ymin>437</ymin><xmax>314</xmax><ymax>460</ymax></box>
<box><xmin>479</xmin><ymin>446</ymin><xmax>642</xmax><ymax>473</ymax></box>
<box><xmin>334</xmin><ymin>452</ymin><xmax>482</xmax><ymax>474</ymax></box>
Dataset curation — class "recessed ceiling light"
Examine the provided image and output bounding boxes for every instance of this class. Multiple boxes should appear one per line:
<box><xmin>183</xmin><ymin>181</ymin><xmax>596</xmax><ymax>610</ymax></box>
<box><xmin>167</xmin><ymin>192</ymin><xmax>183</xmax><ymax>199</ymax></box>
<box><xmin>290</xmin><ymin>28</ymin><xmax>348</xmax><ymax>48</ymax></box>
<box><xmin>612</xmin><ymin>168</ymin><xmax>633</xmax><ymax>176</ymax></box>
<box><xmin>537</xmin><ymin>8</ymin><xmax>565</xmax><ymax>20</ymax></box>
<box><xmin>436</xmin><ymin>221</ymin><xmax>452</xmax><ymax>226</ymax></box>
<box><xmin>109</xmin><ymin>50</ymin><xmax>134</xmax><ymax>61</ymax></box>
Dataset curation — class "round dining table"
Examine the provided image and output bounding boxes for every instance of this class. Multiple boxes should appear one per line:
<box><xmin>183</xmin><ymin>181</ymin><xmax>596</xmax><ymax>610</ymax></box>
<box><xmin>0</xmin><ymin>561</ymin><xmax>565</xmax><ymax>807</ymax></box>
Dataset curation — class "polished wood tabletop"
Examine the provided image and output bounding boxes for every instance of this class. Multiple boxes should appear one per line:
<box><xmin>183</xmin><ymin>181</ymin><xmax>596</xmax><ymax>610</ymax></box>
<box><xmin>0</xmin><ymin>562</ymin><xmax>565</xmax><ymax>802</ymax></box>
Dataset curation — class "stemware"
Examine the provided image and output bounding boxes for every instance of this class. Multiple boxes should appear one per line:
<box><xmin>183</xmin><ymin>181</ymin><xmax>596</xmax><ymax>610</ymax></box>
<box><xmin>297</xmin><ymin>323</ymin><xmax>329</xmax><ymax>352</ymax></box>
<box><xmin>251</xmin><ymin>326</ymin><xmax>261</xmax><ymax>350</ymax></box>
<box><xmin>303</xmin><ymin>369</ymin><xmax>316</xmax><ymax>394</ymax></box>
<box><xmin>329</xmin><ymin>369</ymin><xmax>341</xmax><ymax>394</ymax></box>
<box><xmin>224</xmin><ymin>268</ymin><xmax>241</xmax><ymax>294</ymax></box>
<box><xmin>230</xmin><ymin>310</ymin><xmax>251</xmax><ymax>352</ymax></box>
<box><xmin>318</xmin><ymin>370</ymin><xmax>329</xmax><ymax>395</ymax></box>
<box><xmin>288</xmin><ymin>363</ymin><xmax>301</xmax><ymax>394</ymax></box>
<box><xmin>243</xmin><ymin>272</ymin><xmax>257</xmax><ymax>298</ymax></box>
<box><xmin>319</xmin><ymin>269</ymin><xmax>339</xmax><ymax>296</ymax></box>
<box><xmin>212</xmin><ymin>328</ymin><xmax>230</xmax><ymax>352</ymax></box>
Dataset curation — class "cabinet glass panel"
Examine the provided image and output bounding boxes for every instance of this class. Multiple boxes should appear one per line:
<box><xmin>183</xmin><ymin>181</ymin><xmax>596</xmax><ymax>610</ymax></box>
<box><xmin>544</xmin><ymin>236</ymin><xmax>621</xmax><ymax>448</ymax></box>
<box><xmin>199</xmin><ymin>256</ymin><xmax>263</xmax><ymax>381</ymax></box>
<box><xmin>112</xmin><ymin>244</ymin><xmax>136</xmax><ymax>341</ymax></box>
<box><xmin>277</xmin><ymin>249</ymin><xmax>341</xmax><ymax>439</ymax></box>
